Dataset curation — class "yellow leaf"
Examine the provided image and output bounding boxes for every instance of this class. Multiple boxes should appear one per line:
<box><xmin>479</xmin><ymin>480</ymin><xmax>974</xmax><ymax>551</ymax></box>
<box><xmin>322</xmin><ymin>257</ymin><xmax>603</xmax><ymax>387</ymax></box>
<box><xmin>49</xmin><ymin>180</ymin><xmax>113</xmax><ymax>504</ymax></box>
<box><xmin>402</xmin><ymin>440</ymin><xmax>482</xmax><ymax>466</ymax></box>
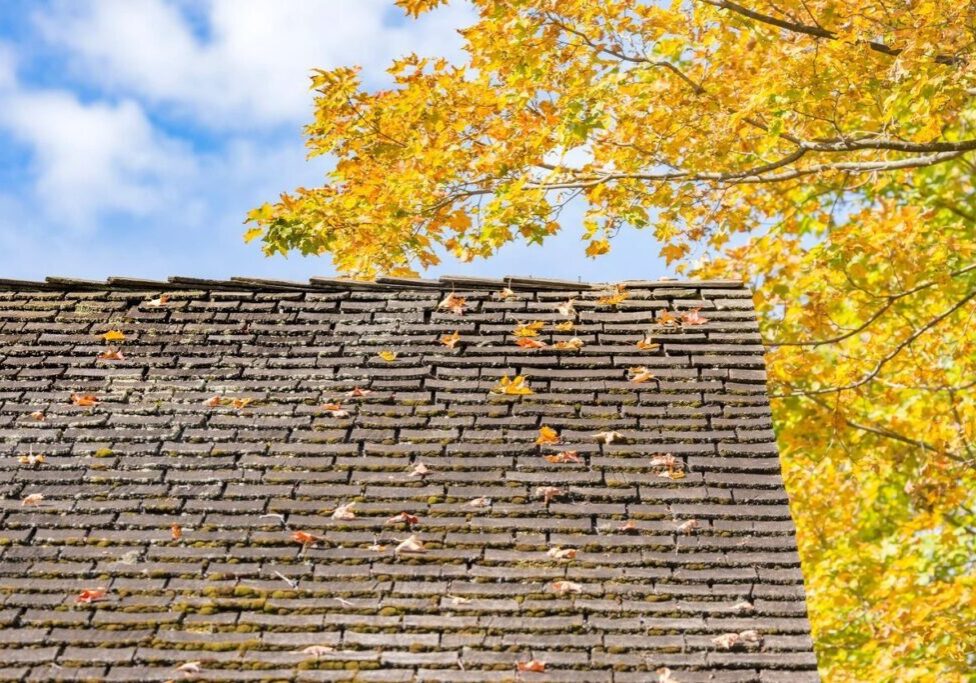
<box><xmin>101</xmin><ymin>330</ymin><xmax>125</xmax><ymax>342</ymax></box>
<box><xmin>378</xmin><ymin>350</ymin><xmax>398</xmax><ymax>362</ymax></box>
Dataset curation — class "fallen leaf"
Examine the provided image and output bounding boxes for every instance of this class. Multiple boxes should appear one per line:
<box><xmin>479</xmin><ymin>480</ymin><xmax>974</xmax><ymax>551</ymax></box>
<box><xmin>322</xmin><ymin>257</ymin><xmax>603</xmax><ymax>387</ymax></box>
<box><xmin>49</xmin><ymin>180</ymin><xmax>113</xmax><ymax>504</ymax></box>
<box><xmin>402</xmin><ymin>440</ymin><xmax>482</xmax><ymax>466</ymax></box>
<box><xmin>496</xmin><ymin>287</ymin><xmax>516</xmax><ymax>300</ymax></box>
<box><xmin>75</xmin><ymin>588</ymin><xmax>107</xmax><ymax>604</ymax></box>
<box><xmin>491</xmin><ymin>375</ymin><xmax>534</xmax><ymax>395</ymax></box>
<box><xmin>447</xmin><ymin>594</ymin><xmax>471</xmax><ymax>605</ymax></box>
<box><xmin>656</xmin><ymin>667</ymin><xmax>678</xmax><ymax>683</ymax></box>
<box><xmin>547</xmin><ymin>547</ymin><xmax>577</xmax><ymax>560</ymax></box>
<box><xmin>554</xmin><ymin>320</ymin><xmax>575</xmax><ymax>331</ymax></box>
<box><xmin>18</xmin><ymin>453</ymin><xmax>45</xmax><ymax>466</ymax></box>
<box><xmin>297</xmin><ymin>645</ymin><xmax>334</xmax><ymax>658</ymax></box>
<box><xmin>732</xmin><ymin>600</ymin><xmax>755</xmax><ymax>614</ymax></box>
<box><xmin>617</xmin><ymin>520</ymin><xmax>640</xmax><ymax>534</ymax></box>
<box><xmin>171</xmin><ymin>524</ymin><xmax>183</xmax><ymax>541</ymax></box>
<box><xmin>394</xmin><ymin>534</ymin><xmax>426</xmax><ymax>555</ymax></box>
<box><xmin>535</xmin><ymin>486</ymin><xmax>565</xmax><ymax>504</ymax></box>
<box><xmin>203</xmin><ymin>395</ymin><xmax>222</xmax><ymax>408</ymax></box>
<box><xmin>556</xmin><ymin>299</ymin><xmax>576</xmax><ymax>317</ymax></box>
<box><xmin>535</xmin><ymin>425</ymin><xmax>560</xmax><ymax>446</ymax></box>
<box><xmin>628</xmin><ymin>366</ymin><xmax>655</xmax><ymax>383</ymax></box>
<box><xmin>681</xmin><ymin>308</ymin><xmax>709</xmax><ymax>325</ymax></box>
<box><xmin>658</xmin><ymin>469</ymin><xmax>686</xmax><ymax>480</ymax></box>
<box><xmin>711</xmin><ymin>630</ymin><xmax>762</xmax><ymax>650</ymax></box>
<box><xmin>70</xmin><ymin>393</ymin><xmax>99</xmax><ymax>407</ymax></box>
<box><xmin>28</xmin><ymin>410</ymin><xmax>46</xmax><ymax>422</ymax></box>
<box><xmin>408</xmin><ymin>462</ymin><xmax>430</xmax><ymax>477</ymax></box>
<box><xmin>677</xmin><ymin>519</ymin><xmax>700</xmax><ymax>534</ymax></box>
<box><xmin>649</xmin><ymin>454</ymin><xmax>679</xmax><ymax>469</ymax></box>
<box><xmin>544</xmin><ymin>450</ymin><xmax>581</xmax><ymax>464</ymax></box>
<box><xmin>517</xmin><ymin>660</ymin><xmax>547</xmax><ymax>673</ymax></box>
<box><xmin>512</xmin><ymin>321</ymin><xmax>545</xmax><ymax>337</ymax></box>
<box><xmin>592</xmin><ymin>430</ymin><xmax>624</xmax><ymax>444</ymax></box>
<box><xmin>438</xmin><ymin>292</ymin><xmax>467</xmax><ymax>315</ymax></box>
<box><xmin>101</xmin><ymin>330</ymin><xmax>125</xmax><ymax>342</ymax></box>
<box><xmin>97</xmin><ymin>347</ymin><xmax>125</xmax><ymax>361</ymax></box>
<box><xmin>550</xmin><ymin>580</ymin><xmax>582</xmax><ymax>595</ymax></box>
<box><xmin>552</xmin><ymin>337</ymin><xmax>584</xmax><ymax>351</ymax></box>
<box><xmin>739</xmin><ymin>629</ymin><xmax>762</xmax><ymax>644</ymax></box>
<box><xmin>320</xmin><ymin>403</ymin><xmax>349</xmax><ymax>418</ymax></box>
<box><xmin>21</xmin><ymin>493</ymin><xmax>44</xmax><ymax>506</ymax></box>
<box><xmin>636</xmin><ymin>338</ymin><xmax>661</xmax><ymax>351</ymax></box>
<box><xmin>176</xmin><ymin>661</ymin><xmax>202</xmax><ymax>676</ymax></box>
<box><xmin>468</xmin><ymin>497</ymin><xmax>491</xmax><ymax>508</ymax></box>
<box><xmin>378</xmin><ymin>350</ymin><xmax>398</xmax><ymax>362</ymax></box>
<box><xmin>146</xmin><ymin>294</ymin><xmax>170</xmax><ymax>307</ymax></box>
<box><xmin>332</xmin><ymin>503</ymin><xmax>357</xmax><ymax>520</ymax></box>
<box><xmin>597</xmin><ymin>284</ymin><xmax>628</xmax><ymax>306</ymax></box>
<box><xmin>440</xmin><ymin>331</ymin><xmax>461</xmax><ymax>349</ymax></box>
<box><xmin>386</xmin><ymin>512</ymin><xmax>419</xmax><ymax>526</ymax></box>
<box><xmin>367</xmin><ymin>542</ymin><xmax>387</xmax><ymax>552</ymax></box>
<box><xmin>657</xmin><ymin>310</ymin><xmax>679</xmax><ymax>326</ymax></box>
<box><xmin>346</xmin><ymin>387</ymin><xmax>372</xmax><ymax>398</ymax></box>
<box><xmin>292</xmin><ymin>530</ymin><xmax>320</xmax><ymax>545</ymax></box>
<box><xmin>231</xmin><ymin>398</ymin><xmax>253</xmax><ymax>411</ymax></box>
<box><xmin>515</xmin><ymin>337</ymin><xmax>547</xmax><ymax>349</ymax></box>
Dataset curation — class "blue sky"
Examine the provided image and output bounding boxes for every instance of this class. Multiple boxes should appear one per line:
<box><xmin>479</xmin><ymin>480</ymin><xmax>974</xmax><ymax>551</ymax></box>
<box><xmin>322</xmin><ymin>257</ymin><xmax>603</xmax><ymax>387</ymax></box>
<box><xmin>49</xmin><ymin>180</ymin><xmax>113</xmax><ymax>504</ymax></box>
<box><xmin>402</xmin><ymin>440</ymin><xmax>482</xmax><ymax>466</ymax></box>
<box><xmin>0</xmin><ymin>0</ymin><xmax>668</xmax><ymax>282</ymax></box>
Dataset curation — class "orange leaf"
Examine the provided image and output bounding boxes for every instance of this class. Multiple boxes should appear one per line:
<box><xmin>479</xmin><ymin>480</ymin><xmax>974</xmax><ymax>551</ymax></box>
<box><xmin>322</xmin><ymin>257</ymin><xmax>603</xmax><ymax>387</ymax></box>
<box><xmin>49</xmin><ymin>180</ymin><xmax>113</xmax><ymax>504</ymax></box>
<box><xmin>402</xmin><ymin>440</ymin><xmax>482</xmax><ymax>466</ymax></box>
<box><xmin>517</xmin><ymin>660</ymin><xmax>547</xmax><ymax>672</ymax></box>
<box><xmin>617</xmin><ymin>520</ymin><xmax>639</xmax><ymax>534</ymax></box>
<box><xmin>101</xmin><ymin>330</ymin><xmax>125</xmax><ymax>342</ymax></box>
<box><xmin>512</xmin><ymin>321</ymin><xmax>545</xmax><ymax>337</ymax></box>
<box><xmin>535</xmin><ymin>486</ymin><xmax>565</xmax><ymax>504</ymax></box>
<box><xmin>29</xmin><ymin>410</ymin><xmax>46</xmax><ymax>422</ymax></box>
<box><xmin>438</xmin><ymin>292</ymin><xmax>467</xmax><ymax>315</ymax></box>
<box><xmin>515</xmin><ymin>337</ymin><xmax>547</xmax><ymax>349</ymax></box>
<box><xmin>552</xmin><ymin>337</ymin><xmax>584</xmax><ymax>350</ymax></box>
<box><xmin>292</xmin><ymin>530</ymin><xmax>319</xmax><ymax>545</ymax></box>
<box><xmin>70</xmin><ymin>393</ymin><xmax>99</xmax><ymax>407</ymax></box>
<box><xmin>171</xmin><ymin>523</ymin><xmax>183</xmax><ymax>541</ymax></box>
<box><xmin>490</xmin><ymin>375</ymin><xmax>534</xmax><ymax>395</ymax></box>
<box><xmin>636</xmin><ymin>338</ymin><xmax>660</xmax><ymax>351</ymax></box>
<box><xmin>97</xmin><ymin>347</ymin><xmax>125</xmax><ymax>361</ymax></box>
<box><xmin>681</xmin><ymin>308</ymin><xmax>709</xmax><ymax>325</ymax></box>
<box><xmin>628</xmin><ymin>366</ymin><xmax>655</xmax><ymax>383</ymax></box>
<box><xmin>656</xmin><ymin>310</ymin><xmax>679</xmax><ymax>326</ymax></box>
<box><xmin>386</xmin><ymin>511</ymin><xmax>420</xmax><ymax>525</ymax></box>
<box><xmin>496</xmin><ymin>287</ymin><xmax>516</xmax><ymax>300</ymax></box>
<box><xmin>535</xmin><ymin>426</ymin><xmax>560</xmax><ymax>445</ymax></box>
<box><xmin>544</xmin><ymin>450</ymin><xmax>581</xmax><ymax>464</ymax></box>
<box><xmin>75</xmin><ymin>588</ymin><xmax>107</xmax><ymax>604</ymax></box>
<box><xmin>346</xmin><ymin>387</ymin><xmax>372</xmax><ymax>398</ymax></box>
<box><xmin>440</xmin><ymin>331</ymin><xmax>461</xmax><ymax>348</ymax></box>
<box><xmin>231</xmin><ymin>398</ymin><xmax>253</xmax><ymax>411</ymax></box>
<box><xmin>597</xmin><ymin>284</ymin><xmax>628</xmax><ymax>307</ymax></box>
<box><xmin>547</xmin><ymin>547</ymin><xmax>577</xmax><ymax>560</ymax></box>
<box><xmin>146</xmin><ymin>294</ymin><xmax>170</xmax><ymax>307</ymax></box>
<box><xmin>204</xmin><ymin>395</ymin><xmax>223</xmax><ymax>408</ymax></box>
<box><xmin>549</xmin><ymin>580</ymin><xmax>582</xmax><ymax>595</ymax></box>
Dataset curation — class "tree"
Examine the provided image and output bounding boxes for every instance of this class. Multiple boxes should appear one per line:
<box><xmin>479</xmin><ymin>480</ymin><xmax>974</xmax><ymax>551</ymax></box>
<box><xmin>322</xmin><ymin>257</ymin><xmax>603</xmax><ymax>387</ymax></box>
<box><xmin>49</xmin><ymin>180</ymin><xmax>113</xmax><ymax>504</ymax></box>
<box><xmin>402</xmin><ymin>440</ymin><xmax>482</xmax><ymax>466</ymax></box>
<box><xmin>247</xmin><ymin>2</ymin><xmax>976</xmax><ymax>679</ymax></box>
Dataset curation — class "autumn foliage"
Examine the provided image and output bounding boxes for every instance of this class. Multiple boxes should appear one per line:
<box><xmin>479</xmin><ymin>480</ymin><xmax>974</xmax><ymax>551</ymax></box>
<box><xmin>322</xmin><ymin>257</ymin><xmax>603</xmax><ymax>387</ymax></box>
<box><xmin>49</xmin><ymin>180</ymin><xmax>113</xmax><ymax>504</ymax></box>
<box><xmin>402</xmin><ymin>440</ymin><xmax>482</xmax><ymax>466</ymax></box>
<box><xmin>248</xmin><ymin>1</ymin><xmax>976</xmax><ymax>679</ymax></box>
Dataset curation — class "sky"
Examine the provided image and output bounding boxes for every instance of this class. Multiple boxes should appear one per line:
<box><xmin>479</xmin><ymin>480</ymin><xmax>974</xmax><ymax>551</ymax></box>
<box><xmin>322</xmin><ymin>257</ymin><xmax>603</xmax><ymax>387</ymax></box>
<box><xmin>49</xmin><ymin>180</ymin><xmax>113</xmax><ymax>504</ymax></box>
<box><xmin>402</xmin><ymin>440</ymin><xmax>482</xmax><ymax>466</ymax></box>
<box><xmin>0</xmin><ymin>0</ymin><xmax>669</xmax><ymax>283</ymax></box>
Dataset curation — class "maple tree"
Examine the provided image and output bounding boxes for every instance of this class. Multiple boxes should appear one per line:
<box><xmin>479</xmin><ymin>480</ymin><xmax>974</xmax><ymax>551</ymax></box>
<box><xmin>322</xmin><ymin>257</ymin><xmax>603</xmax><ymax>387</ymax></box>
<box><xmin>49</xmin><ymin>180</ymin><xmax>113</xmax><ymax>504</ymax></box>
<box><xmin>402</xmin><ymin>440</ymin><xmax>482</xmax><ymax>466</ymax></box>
<box><xmin>247</xmin><ymin>1</ymin><xmax>976</xmax><ymax>679</ymax></box>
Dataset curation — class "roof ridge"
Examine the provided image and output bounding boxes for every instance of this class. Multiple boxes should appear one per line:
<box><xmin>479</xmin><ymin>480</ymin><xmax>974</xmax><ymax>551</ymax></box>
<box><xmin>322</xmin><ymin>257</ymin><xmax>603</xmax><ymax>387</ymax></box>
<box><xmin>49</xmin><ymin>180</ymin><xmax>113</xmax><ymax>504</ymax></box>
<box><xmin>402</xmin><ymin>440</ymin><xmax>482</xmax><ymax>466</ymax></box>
<box><xmin>0</xmin><ymin>275</ymin><xmax>746</xmax><ymax>292</ymax></box>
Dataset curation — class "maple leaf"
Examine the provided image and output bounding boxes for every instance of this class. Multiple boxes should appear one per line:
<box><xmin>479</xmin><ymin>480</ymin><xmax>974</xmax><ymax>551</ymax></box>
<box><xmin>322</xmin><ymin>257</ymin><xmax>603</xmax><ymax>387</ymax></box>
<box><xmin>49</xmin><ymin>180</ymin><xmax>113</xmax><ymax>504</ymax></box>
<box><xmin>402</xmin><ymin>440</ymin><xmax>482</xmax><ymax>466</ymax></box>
<box><xmin>18</xmin><ymin>452</ymin><xmax>45</xmax><ymax>466</ymax></box>
<box><xmin>553</xmin><ymin>337</ymin><xmax>584</xmax><ymax>351</ymax></box>
<box><xmin>467</xmin><ymin>496</ymin><xmax>491</xmax><ymax>508</ymax></box>
<box><xmin>554</xmin><ymin>320</ymin><xmax>575</xmax><ymax>332</ymax></box>
<box><xmin>386</xmin><ymin>512</ymin><xmax>420</xmax><ymax>526</ymax></box>
<box><xmin>656</xmin><ymin>310</ymin><xmax>679</xmax><ymax>326</ymax></box>
<box><xmin>496</xmin><ymin>287</ymin><xmax>516</xmax><ymax>300</ymax></box>
<box><xmin>378</xmin><ymin>350</ymin><xmax>398</xmax><ymax>362</ymax></box>
<box><xmin>547</xmin><ymin>547</ymin><xmax>577</xmax><ymax>560</ymax></box>
<box><xmin>297</xmin><ymin>645</ymin><xmax>334</xmax><ymax>658</ymax></box>
<box><xmin>440</xmin><ymin>331</ymin><xmax>461</xmax><ymax>348</ymax></box>
<box><xmin>515</xmin><ymin>337</ymin><xmax>547</xmax><ymax>349</ymax></box>
<box><xmin>70</xmin><ymin>393</ymin><xmax>99</xmax><ymax>407</ymax></box>
<box><xmin>28</xmin><ymin>410</ymin><xmax>46</xmax><ymax>422</ymax></box>
<box><xmin>203</xmin><ymin>395</ymin><xmax>223</xmax><ymax>408</ymax></box>
<box><xmin>628</xmin><ymin>366</ymin><xmax>655</xmax><ymax>383</ymax></box>
<box><xmin>512</xmin><ymin>321</ymin><xmax>545</xmax><ymax>337</ymax></box>
<box><xmin>408</xmin><ymin>462</ymin><xmax>430</xmax><ymax>477</ymax></box>
<box><xmin>535</xmin><ymin>486</ymin><xmax>565</xmax><ymax>504</ymax></box>
<box><xmin>544</xmin><ymin>450</ymin><xmax>581</xmax><ymax>464</ymax></box>
<box><xmin>332</xmin><ymin>503</ymin><xmax>357</xmax><ymax>520</ymax></box>
<box><xmin>550</xmin><ymin>580</ymin><xmax>582</xmax><ymax>595</ymax></box>
<box><xmin>97</xmin><ymin>347</ymin><xmax>125</xmax><ymax>361</ymax></box>
<box><xmin>617</xmin><ymin>520</ymin><xmax>640</xmax><ymax>534</ymax></box>
<box><xmin>636</xmin><ymin>337</ymin><xmax>661</xmax><ymax>351</ymax></box>
<box><xmin>677</xmin><ymin>519</ymin><xmax>701</xmax><ymax>534</ymax></box>
<box><xmin>394</xmin><ymin>534</ymin><xmax>426</xmax><ymax>555</ymax></box>
<box><xmin>535</xmin><ymin>425</ymin><xmax>560</xmax><ymax>445</ymax></box>
<box><xmin>146</xmin><ymin>294</ymin><xmax>170</xmax><ymax>307</ymax></box>
<box><xmin>438</xmin><ymin>292</ymin><xmax>467</xmax><ymax>315</ymax></box>
<box><xmin>101</xmin><ymin>330</ymin><xmax>125</xmax><ymax>342</ymax></box>
<box><xmin>556</xmin><ymin>299</ymin><xmax>576</xmax><ymax>317</ymax></box>
<box><xmin>75</xmin><ymin>588</ymin><xmax>107</xmax><ymax>604</ymax></box>
<box><xmin>658</xmin><ymin>469</ymin><xmax>686</xmax><ymax>480</ymax></box>
<box><xmin>292</xmin><ymin>530</ymin><xmax>320</xmax><ymax>545</ymax></box>
<box><xmin>171</xmin><ymin>524</ymin><xmax>183</xmax><ymax>541</ymax></box>
<box><xmin>681</xmin><ymin>308</ymin><xmax>709</xmax><ymax>325</ymax></box>
<box><xmin>597</xmin><ymin>284</ymin><xmax>628</xmax><ymax>307</ymax></box>
<box><xmin>490</xmin><ymin>375</ymin><xmax>533</xmax><ymax>395</ymax></box>
<box><xmin>231</xmin><ymin>398</ymin><xmax>253</xmax><ymax>411</ymax></box>
<box><xmin>517</xmin><ymin>660</ymin><xmax>547</xmax><ymax>673</ymax></box>
<box><xmin>649</xmin><ymin>454</ymin><xmax>679</xmax><ymax>469</ymax></box>
<box><xmin>21</xmin><ymin>493</ymin><xmax>44</xmax><ymax>506</ymax></box>
<box><xmin>346</xmin><ymin>387</ymin><xmax>372</xmax><ymax>398</ymax></box>
<box><xmin>320</xmin><ymin>403</ymin><xmax>349</xmax><ymax>418</ymax></box>
<box><xmin>592</xmin><ymin>430</ymin><xmax>624</xmax><ymax>444</ymax></box>
<box><xmin>712</xmin><ymin>630</ymin><xmax>762</xmax><ymax>650</ymax></box>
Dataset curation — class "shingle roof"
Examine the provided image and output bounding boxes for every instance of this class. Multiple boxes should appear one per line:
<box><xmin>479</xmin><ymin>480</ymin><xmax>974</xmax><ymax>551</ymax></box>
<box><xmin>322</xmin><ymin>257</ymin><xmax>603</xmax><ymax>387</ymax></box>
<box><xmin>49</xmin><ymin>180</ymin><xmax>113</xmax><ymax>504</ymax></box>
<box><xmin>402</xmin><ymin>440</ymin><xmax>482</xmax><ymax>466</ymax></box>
<box><xmin>0</xmin><ymin>276</ymin><xmax>819</xmax><ymax>682</ymax></box>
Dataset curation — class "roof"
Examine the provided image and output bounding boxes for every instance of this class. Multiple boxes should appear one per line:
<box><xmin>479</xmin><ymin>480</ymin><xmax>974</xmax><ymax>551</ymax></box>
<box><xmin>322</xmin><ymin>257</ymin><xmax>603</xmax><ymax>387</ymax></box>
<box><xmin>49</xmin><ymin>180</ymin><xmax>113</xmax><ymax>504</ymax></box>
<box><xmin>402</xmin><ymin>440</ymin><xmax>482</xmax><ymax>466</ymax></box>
<box><xmin>0</xmin><ymin>276</ymin><xmax>819</xmax><ymax>682</ymax></box>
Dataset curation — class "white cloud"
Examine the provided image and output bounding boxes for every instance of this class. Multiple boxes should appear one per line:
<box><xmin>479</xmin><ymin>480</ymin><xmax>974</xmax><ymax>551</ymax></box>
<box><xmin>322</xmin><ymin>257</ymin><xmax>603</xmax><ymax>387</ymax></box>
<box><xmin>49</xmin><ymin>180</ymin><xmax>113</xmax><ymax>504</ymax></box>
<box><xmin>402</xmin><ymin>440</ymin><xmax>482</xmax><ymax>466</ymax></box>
<box><xmin>37</xmin><ymin>0</ymin><xmax>476</xmax><ymax>128</ymax></box>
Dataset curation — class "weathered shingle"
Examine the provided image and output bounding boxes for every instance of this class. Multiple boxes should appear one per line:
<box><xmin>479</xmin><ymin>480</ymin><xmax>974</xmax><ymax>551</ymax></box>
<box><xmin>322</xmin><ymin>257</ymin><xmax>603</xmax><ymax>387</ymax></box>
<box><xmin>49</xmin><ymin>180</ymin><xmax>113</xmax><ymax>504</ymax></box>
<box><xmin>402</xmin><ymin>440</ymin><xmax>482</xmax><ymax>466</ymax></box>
<box><xmin>0</xmin><ymin>276</ymin><xmax>819</xmax><ymax>682</ymax></box>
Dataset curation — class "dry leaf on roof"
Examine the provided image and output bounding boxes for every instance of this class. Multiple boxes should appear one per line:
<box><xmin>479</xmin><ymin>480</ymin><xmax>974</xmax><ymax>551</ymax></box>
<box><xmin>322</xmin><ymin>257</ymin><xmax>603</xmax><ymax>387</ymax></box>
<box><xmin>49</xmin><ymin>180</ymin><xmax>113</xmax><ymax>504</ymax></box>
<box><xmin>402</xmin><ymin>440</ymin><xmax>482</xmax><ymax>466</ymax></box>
<box><xmin>491</xmin><ymin>375</ymin><xmax>533</xmax><ymax>395</ymax></box>
<box><xmin>21</xmin><ymin>493</ymin><xmax>44</xmax><ymax>506</ymax></box>
<box><xmin>297</xmin><ymin>645</ymin><xmax>334</xmax><ymax>658</ymax></box>
<box><xmin>346</xmin><ymin>387</ymin><xmax>372</xmax><ymax>398</ymax></box>
<box><xmin>682</xmin><ymin>308</ymin><xmax>709</xmax><ymax>325</ymax></box>
<box><xmin>378</xmin><ymin>350</ymin><xmax>398</xmax><ymax>362</ymax></box>
<box><xmin>556</xmin><ymin>299</ymin><xmax>576</xmax><ymax>316</ymax></box>
<box><xmin>544</xmin><ymin>450</ymin><xmax>581</xmax><ymax>464</ymax></box>
<box><xmin>70</xmin><ymin>393</ymin><xmax>99</xmax><ymax>407</ymax></box>
<box><xmin>386</xmin><ymin>512</ymin><xmax>419</xmax><ymax>526</ymax></box>
<box><xmin>512</xmin><ymin>321</ymin><xmax>545</xmax><ymax>337</ymax></box>
<box><xmin>292</xmin><ymin>530</ymin><xmax>320</xmax><ymax>545</ymax></box>
<box><xmin>101</xmin><ymin>330</ymin><xmax>125</xmax><ymax>342</ymax></box>
<box><xmin>320</xmin><ymin>403</ymin><xmax>349</xmax><ymax>418</ymax></box>
<box><xmin>496</xmin><ymin>287</ymin><xmax>516</xmax><ymax>300</ymax></box>
<box><xmin>447</xmin><ymin>594</ymin><xmax>471</xmax><ymax>605</ymax></box>
<box><xmin>656</xmin><ymin>668</ymin><xmax>678</xmax><ymax>683</ymax></box>
<box><xmin>592</xmin><ymin>430</ymin><xmax>624</xmax><ymax>444</ymax></box>
<box><xmin>29</xmin><ymin>410</ymin><xmax>46</xmax><ymax>422</ymax></box>
<box><xmin>550</xmin><ymin>580</ymin><xmax>582</xmax><ymax>595</ymax></box>
<box><xmin>394</xmin><ymin>534</ymin><xmax>426</xmax><ymax>555</ymax></box>
<box><xmin>440</xmin><ymin>331</ymin><xmax>461</xmax><ymax>349</ymax></box>
<box><xmin>657</xmin><ymin>310</ymin><xmax>679</xmax><ymax>326</ymax></box>
<box><xmin>535</xmin><ymin>425</ymin><xmax>560</xmax><ymax>445</ymax></box>
<box><xmin>176</xmin><ymin>661</ymin><xmax>202</xmax><ymax>676</ymax></box>
<box><xmin>597</xmin><ymin>284</ymin><xmax>628</xmax><ymax>306</ymax></box>
<box><xmin>712</xmin><ymin>629</ymin><xmax>762</xmax><ymax>650</ymax></box>
<box><xmin>547</xmin><ymin>547</ymin><xmax>577</xmax><ymax>561</ymax></box>
<box><xmin>658</xmin><ymin>469</ymin><xmax>685</xmax><ymax>480</ymax></box>
<box><xmin>438</xmin><ymin>292</ymin><xmax>467</xmax><ymax>315</ymax></box>
<box><xmin>18</xmin><ymin>452</ymin><xmax>45</xmax><ymax>466</ymax></box>
<box><xmin>332</xmin><ymin>503</ymin><xmax>357</xmax><ymax>520</ymax></box>
<box><xmin>468</xmin><ymin>496</ymin><xmax>491</xmax><ymax>508</ymax></box>
<box><xmin>203</xmin><ymin>395</ymin><xmax>222</xmax><ymax>408</ymax></box>
<box><xmin>517</xmin><ymin>659</ymin><xmax>547</xmax><ymax>673</ymax></box>
<box><xmin>231</xmin><ymin>398</ymin><xmax>253</xmax><ymax>411</ymax></box>
<box><xmin>732</xmin><ymin>600</ymin><xmax>755</xmax><ymax>614</ymax></box>
<box><xmin>628</xmin><ymin>366</ymin><xmax>655</xmax><ymax>383</ymax></box>
<box><xmin>515</xmin><ymin>337</ymin><xmax>547</xmax><ymax>349</ymax></box>
<box><xmin>97</xmin><ymin>347</ymin><xmax>125</xmax><ymax>361</ymax></box>
<box><xmin>535</xmin><ymin>486</ymin><xmax>565</xmax><ymax>504</ymax></box>
<box><xmin>146</xmin><ymin>294</ymin><xmax>170</xmax><ymax>307</ymax></box>
<box><xmin>677</xmin><ymin>519</ymin><xmax>700</xmax><ymax>534</ymax></box>
<box><xmin>553</xmin><ymin>337</ymin><xmax>584</xmax><ymax>351</ymax></box>
<box><xmin>554</xmin><ymin>320</ymin><xmax>574</xmax><ymax>332</ymax></box>
<box><xmin>75</xmin><ymin>588</ymin><xmax>107</xmax><ymax>604</ymax></box>
<box><xmin>617</xmin><ymin>520</ymin><xmax>639</xmax><ymax>534</ymax></box>
<box><xmin>408</xmin><ymin>462</ymin><xmax>430</xmax><ymax>477</ymax></box>
<box><xmin>171</xmin><ymin>524</ymin><xmax>182</xmax><ymax>541</ymax></box>
<box><xmin>649</xmin><ymin>454</ymin><xmax>679</xmax><ymax>469</ymax></box>
<box><xmin>636</xmin><ymin>337</ymin><xmax>660</xmax><ymax>351</ymax></box>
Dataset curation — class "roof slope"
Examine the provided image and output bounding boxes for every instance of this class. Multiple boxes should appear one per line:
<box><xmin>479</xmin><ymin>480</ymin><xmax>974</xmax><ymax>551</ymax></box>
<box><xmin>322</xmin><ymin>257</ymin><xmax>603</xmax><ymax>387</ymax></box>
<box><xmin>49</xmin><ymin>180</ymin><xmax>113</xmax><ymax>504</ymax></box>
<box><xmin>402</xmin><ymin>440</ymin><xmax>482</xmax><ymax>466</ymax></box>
<box><xmin>0</xmin><ymin>277</ymin><xmax>819</xmax><ymax>682</ymax></box>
